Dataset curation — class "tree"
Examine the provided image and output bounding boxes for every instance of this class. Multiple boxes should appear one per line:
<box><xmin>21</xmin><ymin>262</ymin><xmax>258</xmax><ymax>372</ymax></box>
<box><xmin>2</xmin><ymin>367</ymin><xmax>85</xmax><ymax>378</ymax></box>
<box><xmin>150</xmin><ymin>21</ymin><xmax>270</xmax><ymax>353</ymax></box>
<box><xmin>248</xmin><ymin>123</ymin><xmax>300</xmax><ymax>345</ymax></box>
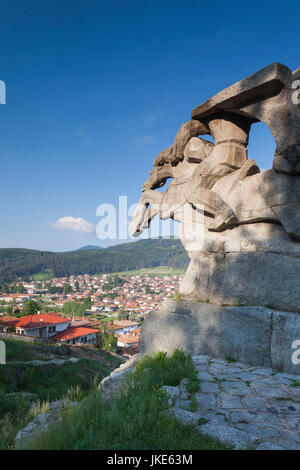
<box><xmin>74</xmin><ymin>281</ymin><xmax>80</xmax><ymax>291</ymax></box>
<box><xmin>5</xmin><ymin>305</ymin><xmax>13</xmax><ymax>315</ymax></box>
<box><xmin>62</xmin><ymin>302</ymin><xmax>85</xmax><ymax>316</ymax></box>
<box><xmin>83</xmin><ymin>297</ymin><xmax>92</xmax><ymax>310</ymax></box>
<box><xmin>95</xmin><ymin>325</ymin><xmax>117</xmax><ymax>352</ymax></box>
<box><xmin>145</xmin><ymin>285</ymin><xmax>151</xmax><ymax>294</ymax></box>
<box><xmin>22</xmin><ymin>299</ymin><xmax>41</xmax><ymax>316</ymax></box>
<box><xmin>49</xmin><ymin>285</ymin><xmax>59</xmax><ymax>295</ymax></box>
<box><xmin>64</xmin><ymin>283</ymin><xmax>73</xmax><ymax>294</ymax></box>
<box><xmin>117</xmin><ymin>309</ymin><xmax>128</xmax><ymax>321</ymax></box>
<box><xmin>129</xmin><ymin>312</ymin><xmax>140</xmax><ymax>322</ymax></box>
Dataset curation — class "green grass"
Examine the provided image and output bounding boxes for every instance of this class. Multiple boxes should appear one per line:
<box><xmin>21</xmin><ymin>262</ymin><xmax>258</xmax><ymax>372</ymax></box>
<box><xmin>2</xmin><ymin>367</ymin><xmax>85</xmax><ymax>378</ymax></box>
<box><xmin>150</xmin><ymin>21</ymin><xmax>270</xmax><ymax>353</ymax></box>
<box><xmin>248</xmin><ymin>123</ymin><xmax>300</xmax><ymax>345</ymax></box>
<box><xmin>107</xmin><ymin>266</ymin><xmax>186</xmax><ymax>277</ymax></box>
<box><xmin>23</xmin><ymin>350</ymin><xmax>229</xmax><ymax>450</ymax></box>
<box><xmin>289</xmin><ymin>379</ymin><xmax>300</xmax><ymax>388</ymax></box>
<box><xmin>225</xmin><ymin>356</ymin><xmax>238</xmax><ymax>363</ymax></box>
<box><xmin>0</xmin><ymin>358</ymin><xmax>114</xmax><ymax>401</ymax></box>
<box><xmin>0</xmin><ymin>339</ymin><xmax>121</xmax><ymax>449</ymax></box>
<box><xmin>31</xmin><ymin>268</ymin><xmax>54</xmax><ymax>281</ymax></box>
<box><xmin>2</xmin><ymin>338</ymin><xmax>64</xmax><ymax>362</ymax></box>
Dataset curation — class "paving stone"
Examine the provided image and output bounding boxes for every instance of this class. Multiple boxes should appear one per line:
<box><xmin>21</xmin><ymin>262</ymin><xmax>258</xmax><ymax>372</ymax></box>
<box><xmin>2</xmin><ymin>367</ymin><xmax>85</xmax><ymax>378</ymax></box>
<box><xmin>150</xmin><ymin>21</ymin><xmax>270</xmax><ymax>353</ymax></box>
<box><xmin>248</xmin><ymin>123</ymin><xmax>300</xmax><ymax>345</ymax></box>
<box><xmin>236</xmin><ymin>424</ymin><xmax>279</xmax><ymax>441</ymax></box>
<box><xmin>285</xmin><ymin>416</ymin><xmax>300</xmax><ymax>431</ymax></box>
<box><xmin>252</xmin><ymin>368</ymin><xmax>274</xmax><ymax>377</ymax></box>
<box><xmin>211</xmin><ymin>373</ymin><xmax>229</xmax><ymax>382</ymax></box>
<box><xmin>255</xmin><ymin>442</ymin><xmax>286</xmax><ymax>450</ymax></box>
<box><xmin>219</xmin><ymin>392</ymin><xmax>242</xmax><ymax>409</ymax></box>
<box><xmin>252</xmin><ymin>377</ymin><xmax>285</xmax><ymax>387</ymax></box>
<box><xmin>176</xmin><ymin>399</ymin><xmax>192</xmax><ymax>410</ymax></box>
<box><xmin>284</xmin><ymin>432</ymin><xmax>300</xmax><ymax>446</ymax></box>
<box><xmin>273</xmin><ymin>401</ymin><xmax>300</xmax><ymax>415</ymax></box>
<box><xmin>194</xmin><ymin>364</ymin><xmax>209</xmax><ymax>372</ymax></box>
<box><xmin>233</xmin><ymin>362</ymin><xmax>253</xmax><ymax>370</ymax></box>
<box><xmin>221</xmin><ymin>381</ymin><xmax>248</xmax><ymax>390</ymax></box>
<box><xmin>195</xmin><ymin>392</ymin><xmax>217</xmax><ymax>410</ymax></box>
<box><xmin>271</xmin><ymin>433</ymin><xmax>300</xmax><ymax>449</ymax></box>
<box><xmin>224</xmin><ymin>386</ymin><xmax>252</xmax><ymax>397</ymax></box>
<box><xmin>252</xmin><ymin>413</ymin><xmax>282</xmax><ymax>426</ymax></box>
<box><xmin>161</xmin><ymin>385</ymin><xmax>180</xmax><ymax>400</ymax></box>
<box><xmin>272</xmin><ymin>376</ymin><xmax>292</xmax><ymax>386</ymax></box>
<box><xmin>172</xmin><ymin>407</ymin><xmax>201</xmax><ymax>425</ymax></box>
<box><xmin>225</xmin><ymin>367</ymin><xmax>244</xmax><ymax>375</ymax></box>
<box><xmin>180</xmin><ymin>378</ymin><xmax>189</xmax><ymax>386</ymax></box>
<box><xmin>230</xmin><ymin>371</ymin><xmax>255</xmax><ymax>381</ymax></box>
<box><xmin>253</xmin><ymin>386</ymin><xmax>291</xmax><ymax>399</ymax></box>
<box><xmin>243</xmin><ymin>396</ymin><xmax>266</xmax><ymax>412</ymax></box>
<box><xmin>210</xmin><ymin>359</ymin><xmax>228</xmax><ymax>365</ymax></box>
<box><xmin>200</xmin><ymin>381</ymin><xmax>220</xmax><ymax>393</ymax></box>
<box><xmin>197</xmin><ymin>371</ymin><xmax>213</xmax><ymax>381</ymax></box>
<box><xmin>196</xmin><ymin>411</ymin><xmax>226</xmax><ymax>425</ymax></box>
<box><xmin>169</xmin><ymin>355</ymin><xmax>300</xmax><ymax>450</ymax></box>
<box><xmin>193</xmin><ymin>355</ymin><xmax>209</xmax><ymax>365</ymax></box>
<box><xmin>276</xmin><ymin>372</ymin><xmax>300</xmax><ymax>380</ymax></box>
<box><xmin>208</xmin><ymin>365</ymin><xmax>225</xmax><ymax>375</ymax></box>
<box><xmin>289</xmin><ymin>387</ymin><xmax>300</xmax><ymax>400</ymax></box>
<box><xmin>230</xmin><ymin>411</ymin><xmax>257</xmax><ymax>424</ymax></box>
<box><xmin>199</xmin><ymin>422</ymin><xmax>257</xmax><ymax>450</ymax></box>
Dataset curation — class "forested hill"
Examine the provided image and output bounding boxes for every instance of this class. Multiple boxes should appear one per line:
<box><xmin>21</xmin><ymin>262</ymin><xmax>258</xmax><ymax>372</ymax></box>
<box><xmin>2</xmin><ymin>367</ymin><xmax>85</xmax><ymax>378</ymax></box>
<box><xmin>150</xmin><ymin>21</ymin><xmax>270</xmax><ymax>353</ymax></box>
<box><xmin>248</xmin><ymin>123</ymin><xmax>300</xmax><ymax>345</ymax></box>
<box><xmin>0</xmin><ymin>238</ymin><xmax>189</xmax><ymax>282</ymax></box>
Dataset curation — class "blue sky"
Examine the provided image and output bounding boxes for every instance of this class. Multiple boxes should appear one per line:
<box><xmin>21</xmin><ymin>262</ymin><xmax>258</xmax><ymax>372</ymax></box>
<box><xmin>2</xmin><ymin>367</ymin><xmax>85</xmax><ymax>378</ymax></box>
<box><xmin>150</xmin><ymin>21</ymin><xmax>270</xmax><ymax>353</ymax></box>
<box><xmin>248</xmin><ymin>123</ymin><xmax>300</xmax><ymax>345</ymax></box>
<box><xmin>0</xmin><ymin>0</ymin><xmax>299</xmax><ymax>251</ymax></box>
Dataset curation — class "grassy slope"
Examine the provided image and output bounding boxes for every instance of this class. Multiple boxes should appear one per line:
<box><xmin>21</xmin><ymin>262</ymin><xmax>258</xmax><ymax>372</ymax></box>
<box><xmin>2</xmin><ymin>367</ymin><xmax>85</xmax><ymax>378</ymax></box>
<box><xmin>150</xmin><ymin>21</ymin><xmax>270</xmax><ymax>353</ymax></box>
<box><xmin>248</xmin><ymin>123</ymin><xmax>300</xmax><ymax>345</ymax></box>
<box><xmin>109</xmin><ymin>265</ymin><xmax>186</xmax><ymax>277</ymax></box>
<box><xmin>24</xmin><ymin>351</ymin><xmax>230</xmax><ymax>451</ymax></box>
<box><xmin>0</xmin><ymin>339</ymin><xmax>121</xmax><ymax>449</ymax></box>
<box><xmin>31</xmin><ymin>269</ymin><xmax>54</xmax><ymax>281</ymax></box>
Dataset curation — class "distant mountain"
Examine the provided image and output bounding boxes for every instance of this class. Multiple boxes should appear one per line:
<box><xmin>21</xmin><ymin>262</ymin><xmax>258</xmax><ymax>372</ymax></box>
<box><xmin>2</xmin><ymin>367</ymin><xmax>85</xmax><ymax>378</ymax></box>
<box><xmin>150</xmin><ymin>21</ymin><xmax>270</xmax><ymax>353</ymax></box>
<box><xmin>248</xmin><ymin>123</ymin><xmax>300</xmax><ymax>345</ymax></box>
<box><xmin>0</xmin><ymin>238</ymin><xmax>188</xmax><ymax>283</ymax></box>
<box><xmin>77</xmin><ymin>245</ymin><xmax>104</xmax><ymax>251</ymax></box>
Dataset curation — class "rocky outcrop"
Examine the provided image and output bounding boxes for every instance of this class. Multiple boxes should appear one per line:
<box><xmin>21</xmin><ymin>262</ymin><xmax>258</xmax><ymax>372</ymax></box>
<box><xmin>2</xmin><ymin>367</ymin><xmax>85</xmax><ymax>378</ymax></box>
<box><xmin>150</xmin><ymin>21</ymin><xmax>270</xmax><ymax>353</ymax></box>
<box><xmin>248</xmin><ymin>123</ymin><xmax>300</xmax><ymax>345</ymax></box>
<box><xmin>132</xmin><ymin>63</ymin><xmax>300</xmax><ymax>374</ymax></box>
<box><xmin>180</xmin><ymin>223</ymin><xmax>300</xmax><ymax>312</ymax></box>
<box><xmin>14</xmin><ymin>400</ymin><xmax>77</xmax><ymax>449</ymax></box>
<box><xmin>100</xmin><ymin>355</ymin><xmax>139</xmax><ymax>401</ymax></box>
<box><xmin>140</xmin><ymin>300</ymin><xmax>300</xmax><ymax>375</ymax></box>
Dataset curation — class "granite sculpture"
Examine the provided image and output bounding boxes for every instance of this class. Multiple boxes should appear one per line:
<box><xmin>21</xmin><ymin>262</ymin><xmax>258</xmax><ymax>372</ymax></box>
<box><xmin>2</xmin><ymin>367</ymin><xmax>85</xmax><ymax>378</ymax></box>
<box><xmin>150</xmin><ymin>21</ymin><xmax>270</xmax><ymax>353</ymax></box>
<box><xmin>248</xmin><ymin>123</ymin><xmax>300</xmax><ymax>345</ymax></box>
<box><xmin>131</xmin><ymin>63</ymin><xmax>300</xmax><ymax>373</ymax></box>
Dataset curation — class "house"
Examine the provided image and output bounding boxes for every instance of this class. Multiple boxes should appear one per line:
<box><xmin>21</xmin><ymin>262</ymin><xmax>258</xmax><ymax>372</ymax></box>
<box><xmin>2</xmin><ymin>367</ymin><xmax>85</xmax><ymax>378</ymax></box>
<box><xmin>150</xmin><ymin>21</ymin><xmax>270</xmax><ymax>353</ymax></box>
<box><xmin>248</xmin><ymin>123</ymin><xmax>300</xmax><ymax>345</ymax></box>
<box><xmin>0</xmin><ymin>315</ymin><xmax>19</xmax><ymax>332</ymax></box>
<box><xmin>115</xmin><ymin>333</ymin><xmax>139</xmax><ymax>348</ymax></box>
<box><xmin>52</xmin><ymin>326</ymin><xmax>98</xmax><ymax>345</ymax></box>
<box><xmin>5</xmin><ymin>312</ymin><xmax>99</xmax><ymax>345</ymax></box>
<box><xmin>115</xmin><ymin>326</ymin><xmax>141</xmax><ymax>351</ymax></box>
<box><xmin>14</xmin><ymin>313</ymin><xmax>69</xmax><ymax>338</ymax></box>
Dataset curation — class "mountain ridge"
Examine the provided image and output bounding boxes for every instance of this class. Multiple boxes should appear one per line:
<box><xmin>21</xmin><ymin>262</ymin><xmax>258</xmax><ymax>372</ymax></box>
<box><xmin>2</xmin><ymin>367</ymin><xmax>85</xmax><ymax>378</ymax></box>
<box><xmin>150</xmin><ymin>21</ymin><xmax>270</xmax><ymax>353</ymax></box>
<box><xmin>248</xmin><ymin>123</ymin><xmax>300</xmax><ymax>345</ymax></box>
<box><xmin>0</xmin><ymin>238</ymin><xmax>188</xmax><ymax>282</ymax></box>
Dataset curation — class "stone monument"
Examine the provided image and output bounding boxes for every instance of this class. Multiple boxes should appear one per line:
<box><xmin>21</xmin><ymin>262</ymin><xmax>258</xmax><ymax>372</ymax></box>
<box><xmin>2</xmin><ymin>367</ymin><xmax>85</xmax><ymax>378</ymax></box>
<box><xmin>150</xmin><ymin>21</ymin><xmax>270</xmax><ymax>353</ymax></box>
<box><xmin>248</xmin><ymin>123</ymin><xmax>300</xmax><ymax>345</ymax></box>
<box><xmin>131</xmin><ymin>63</ymin><xmax>300</xmax><ymax>374</ymax></box>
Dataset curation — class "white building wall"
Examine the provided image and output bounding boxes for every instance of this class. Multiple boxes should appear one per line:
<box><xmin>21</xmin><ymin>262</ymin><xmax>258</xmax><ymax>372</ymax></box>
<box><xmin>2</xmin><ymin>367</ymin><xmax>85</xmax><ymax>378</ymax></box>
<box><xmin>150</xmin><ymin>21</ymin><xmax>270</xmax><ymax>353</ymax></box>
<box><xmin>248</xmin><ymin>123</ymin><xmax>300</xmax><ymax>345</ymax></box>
<box><xmin>47</xmin><ymin>322</ymin><xmax>68</xmax><ymax>337</ymax></box>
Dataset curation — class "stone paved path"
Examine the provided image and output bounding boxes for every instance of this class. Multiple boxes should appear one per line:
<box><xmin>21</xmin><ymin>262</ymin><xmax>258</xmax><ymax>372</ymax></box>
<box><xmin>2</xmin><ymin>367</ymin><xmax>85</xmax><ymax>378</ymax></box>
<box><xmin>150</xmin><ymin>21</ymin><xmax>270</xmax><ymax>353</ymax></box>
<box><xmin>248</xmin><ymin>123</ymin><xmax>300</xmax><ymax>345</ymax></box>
<box><xmin>164</xmin><ymin>355</ymin><xmax>300</xmax><ymax>450</ymax></box>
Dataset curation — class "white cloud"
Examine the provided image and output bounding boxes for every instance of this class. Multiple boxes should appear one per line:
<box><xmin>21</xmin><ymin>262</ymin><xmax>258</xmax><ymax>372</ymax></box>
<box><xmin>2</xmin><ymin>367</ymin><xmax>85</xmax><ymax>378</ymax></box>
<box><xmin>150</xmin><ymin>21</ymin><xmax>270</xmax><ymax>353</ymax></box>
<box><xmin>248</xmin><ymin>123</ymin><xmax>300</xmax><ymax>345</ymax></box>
<box><xmin>50</xmin><ymin>216</ymin><xmax>95</xmax><ymax>234</ymax></box>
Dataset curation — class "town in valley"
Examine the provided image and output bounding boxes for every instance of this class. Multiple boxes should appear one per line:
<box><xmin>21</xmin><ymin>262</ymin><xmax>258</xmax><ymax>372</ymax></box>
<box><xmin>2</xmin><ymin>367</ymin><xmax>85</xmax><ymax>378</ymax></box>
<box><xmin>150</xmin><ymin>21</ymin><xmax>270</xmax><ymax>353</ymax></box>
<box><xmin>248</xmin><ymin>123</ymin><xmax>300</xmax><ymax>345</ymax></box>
<box><xmin>0</xmin><ymin>269</ymin><xmax>183</xmax><ymax>357</ymax></box>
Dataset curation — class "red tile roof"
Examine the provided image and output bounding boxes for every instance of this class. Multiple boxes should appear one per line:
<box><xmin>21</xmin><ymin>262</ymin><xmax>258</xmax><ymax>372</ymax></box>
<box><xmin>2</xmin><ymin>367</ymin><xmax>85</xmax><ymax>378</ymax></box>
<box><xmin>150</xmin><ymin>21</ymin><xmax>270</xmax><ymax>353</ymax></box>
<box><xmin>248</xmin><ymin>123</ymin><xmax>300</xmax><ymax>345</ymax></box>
<box><xmin>115</xmin><ymin>334</ymin><xmax>139</xmax><ymax>345</ymax></box>
<box><xmin>52</xmin><ymin>326</ymin><xmax>98</xmax><ymax>341</ymax></box>
<box><xmin>16</xmin><ymin>313</ymin><xmax>68</xmax><ymax>330</ymax></box>
<box><xmin>0</xmin><ymin>316</ymin><xmax>18</xmax><ymax>327</ymax></box>
<box><xmin>111</xmin><ymin>320</ymin><xmax>139</xmax><ymax>329</ymax></box>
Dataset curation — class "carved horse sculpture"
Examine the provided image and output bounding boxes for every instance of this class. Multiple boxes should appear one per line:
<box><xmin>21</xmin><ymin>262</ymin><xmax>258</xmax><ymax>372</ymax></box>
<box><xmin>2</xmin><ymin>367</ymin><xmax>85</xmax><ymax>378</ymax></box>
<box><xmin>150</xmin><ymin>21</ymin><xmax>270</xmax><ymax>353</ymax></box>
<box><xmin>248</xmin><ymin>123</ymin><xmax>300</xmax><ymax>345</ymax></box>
<box><xmin>131</xmin><ymin>63</ymin><xmax>300</xmax><ymax>241</ymax></box>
